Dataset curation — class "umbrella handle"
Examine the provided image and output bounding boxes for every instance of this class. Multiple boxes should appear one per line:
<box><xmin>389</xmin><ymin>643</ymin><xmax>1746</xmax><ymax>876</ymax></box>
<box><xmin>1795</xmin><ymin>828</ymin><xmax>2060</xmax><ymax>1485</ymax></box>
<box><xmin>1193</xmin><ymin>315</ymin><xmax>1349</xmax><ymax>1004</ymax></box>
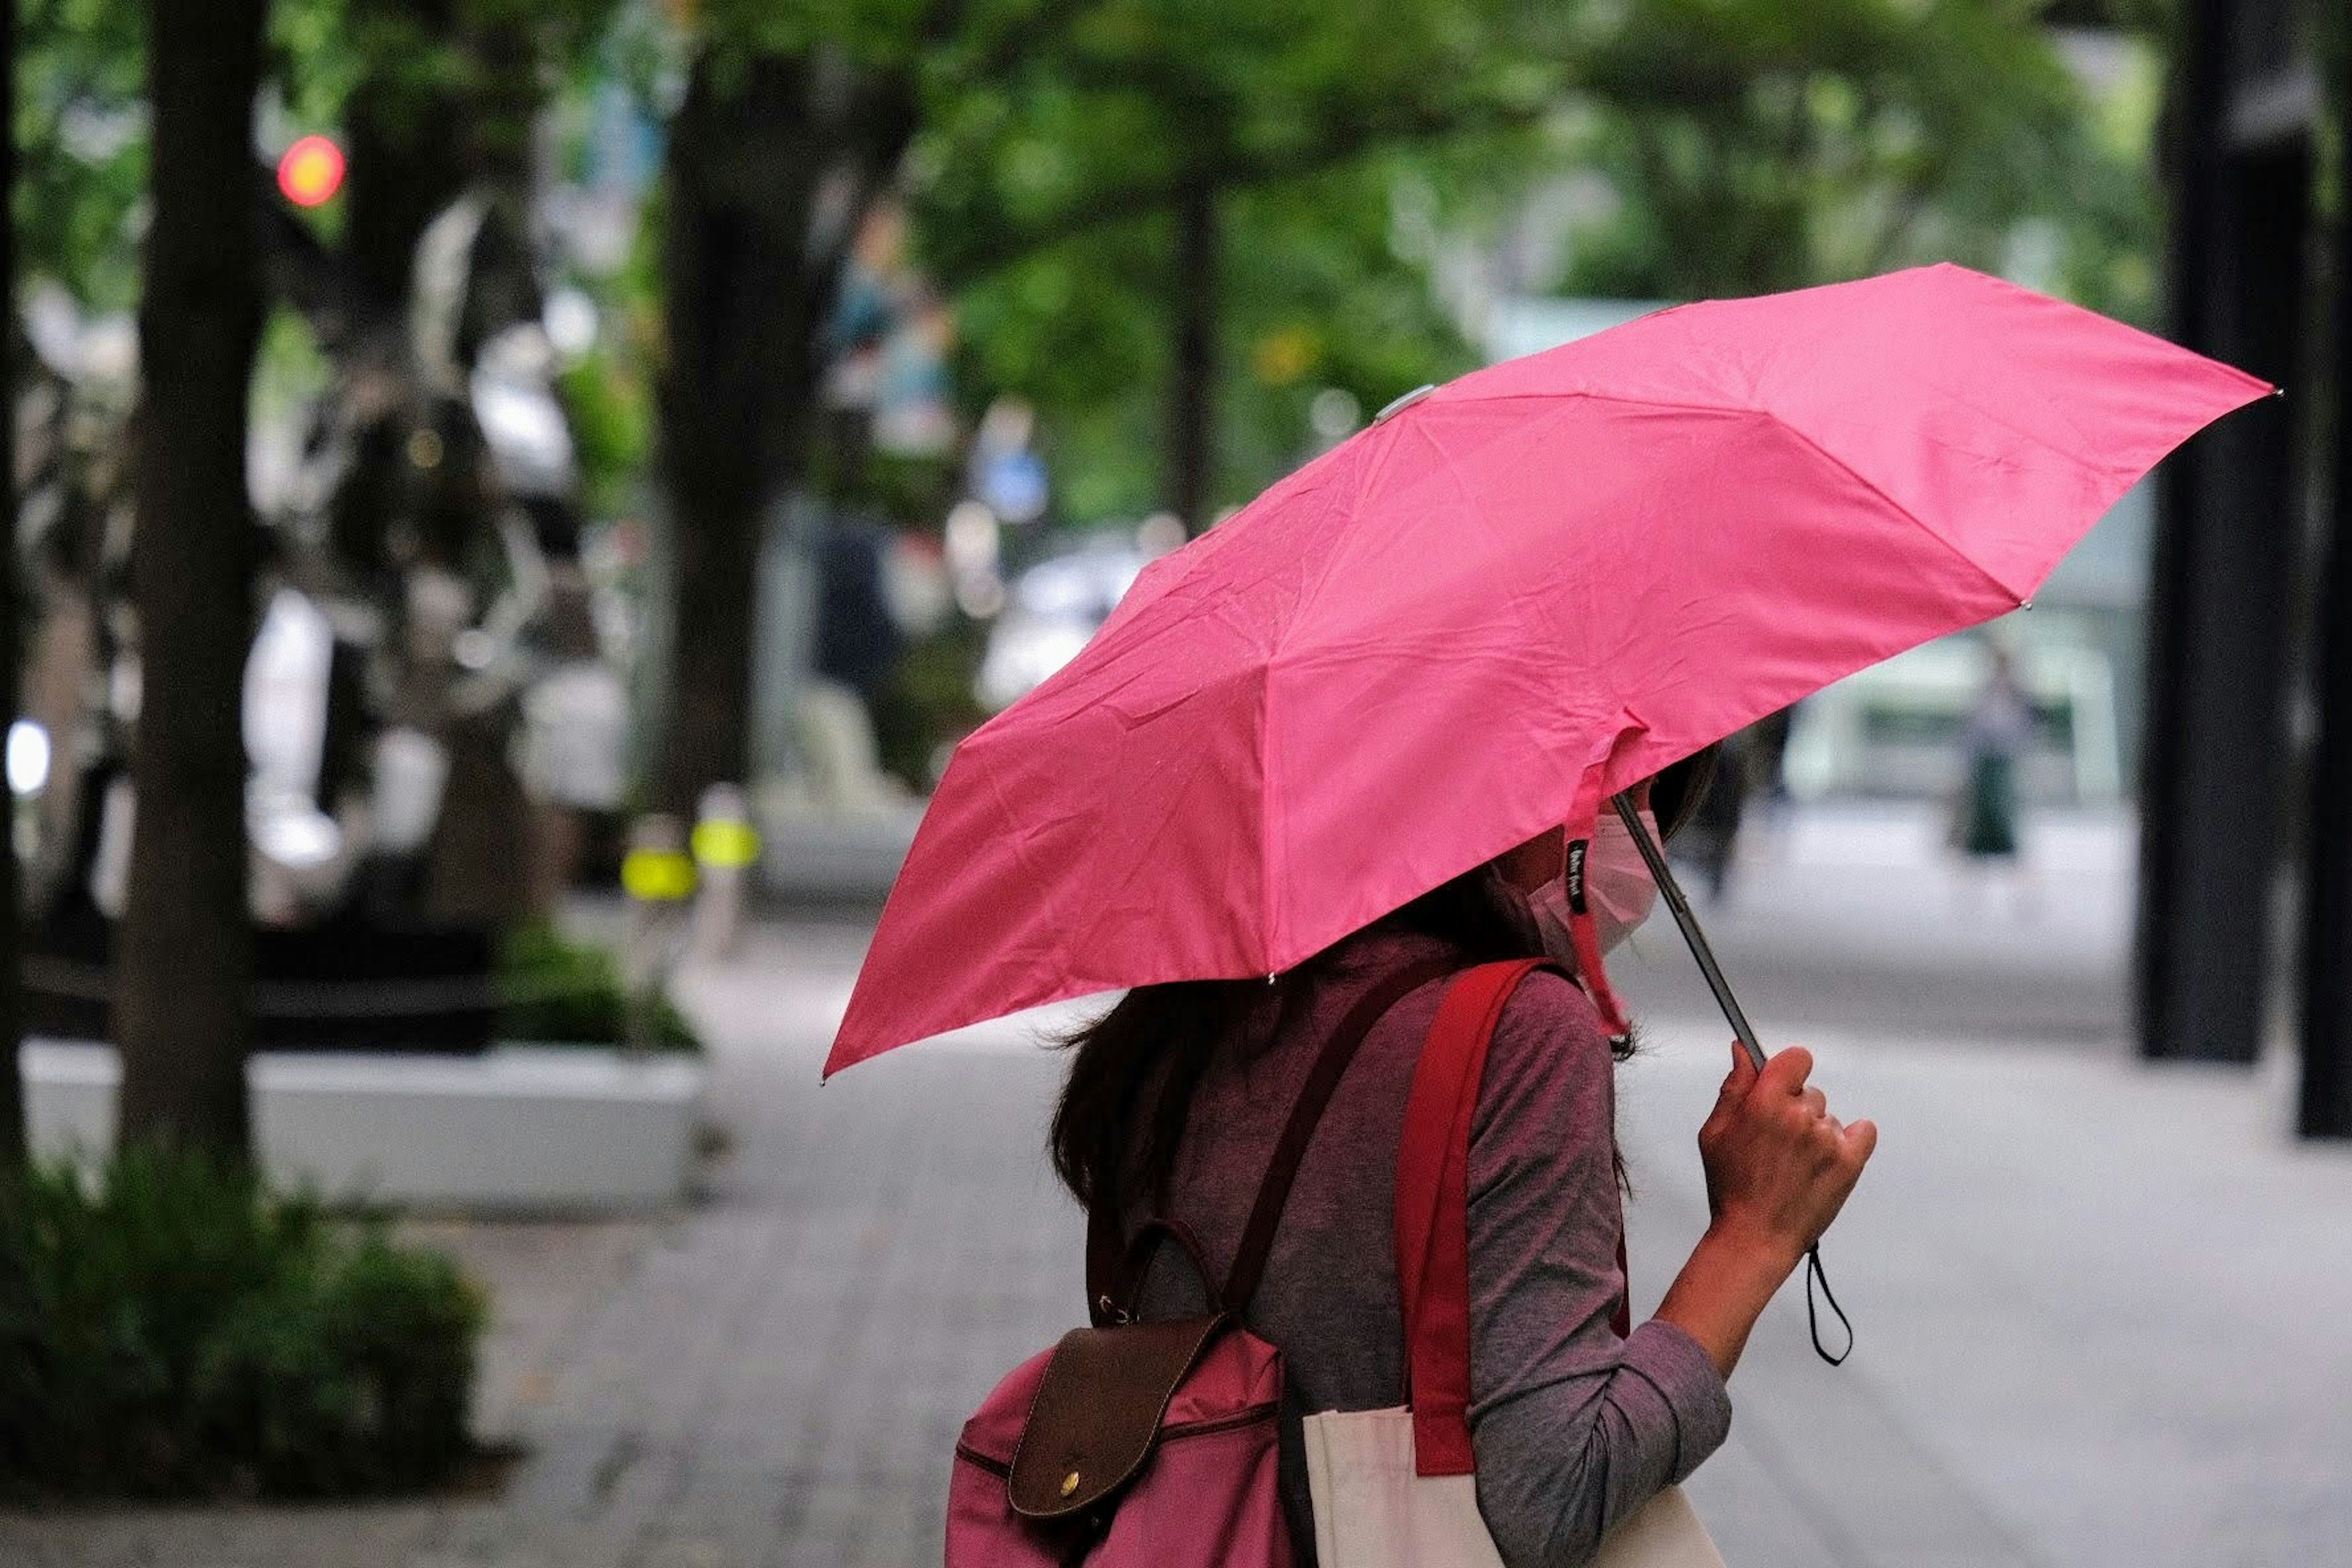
<box><xmin>1610</xmin><ymin>791</ymin><xmax>1854</xmax><ymax>1366</ymax></box>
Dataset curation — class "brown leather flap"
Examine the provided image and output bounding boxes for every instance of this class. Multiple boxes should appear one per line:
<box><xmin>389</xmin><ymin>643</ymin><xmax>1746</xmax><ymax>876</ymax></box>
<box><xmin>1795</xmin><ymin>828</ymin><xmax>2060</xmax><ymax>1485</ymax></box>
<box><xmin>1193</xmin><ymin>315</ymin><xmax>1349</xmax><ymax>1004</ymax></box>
<box><xmin>1007</xmin><ymin>1314</ymin><xmax>1228</xmax><ymax>1520</ymax></box>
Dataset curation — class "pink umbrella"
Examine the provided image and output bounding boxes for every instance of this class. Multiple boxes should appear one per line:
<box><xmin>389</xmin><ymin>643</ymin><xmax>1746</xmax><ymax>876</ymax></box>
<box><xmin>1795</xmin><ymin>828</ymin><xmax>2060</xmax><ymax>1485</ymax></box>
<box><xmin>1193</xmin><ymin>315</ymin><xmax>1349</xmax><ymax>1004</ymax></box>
<box><xmin>827</xmin><ymin>264</ymin><xmax>2267</xmax><ymax>1076</ymax></box>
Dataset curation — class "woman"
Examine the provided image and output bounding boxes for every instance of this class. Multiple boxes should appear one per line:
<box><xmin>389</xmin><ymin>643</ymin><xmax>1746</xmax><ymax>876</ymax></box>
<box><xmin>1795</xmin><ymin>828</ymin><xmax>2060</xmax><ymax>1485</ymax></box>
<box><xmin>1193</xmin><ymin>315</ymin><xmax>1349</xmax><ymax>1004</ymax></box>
<box><xmin>1050</xmin><ymin>751</ymin><xmax>1877</xmax><ymax>1567</ymax></box>
<box><xmin>1953</xmin><ymin>641</ymin><xmax>2037</xmax><ymax>914</ymax></box>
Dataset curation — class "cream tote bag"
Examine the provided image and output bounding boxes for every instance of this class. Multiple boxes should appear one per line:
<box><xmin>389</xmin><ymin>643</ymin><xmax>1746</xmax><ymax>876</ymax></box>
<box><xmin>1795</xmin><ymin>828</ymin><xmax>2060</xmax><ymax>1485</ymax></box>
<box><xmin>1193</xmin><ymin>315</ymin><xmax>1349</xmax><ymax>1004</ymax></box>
<box><xmin>1304</xmin><ymin>962</ymin><xmax>1725</xmax><ymax>1568</ymax></box>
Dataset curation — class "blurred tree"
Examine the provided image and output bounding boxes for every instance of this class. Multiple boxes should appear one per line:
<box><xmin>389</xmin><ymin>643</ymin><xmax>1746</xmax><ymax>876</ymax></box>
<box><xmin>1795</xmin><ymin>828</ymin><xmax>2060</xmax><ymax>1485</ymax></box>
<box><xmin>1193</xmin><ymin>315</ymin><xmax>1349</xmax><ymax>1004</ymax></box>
<box><xmin>288</xmin><ymin>0</ymin><xmax>617</xmax><ymax>322</ymax></box>
<box><xmin>2037</xmin><ymin>0</ymin><xmax>2170</xmax><ymax>28</ymax></box>
<box><xmin>654</xmin><ymin>47</ymin><xmax>878</xmax><ymax>820</ymax></box>
<box><xmin>913</xmin><ymin>0</ymin><xmax>1580</xmax><ymax>533</ymax></box>
<box><xmin>949</xmin><ymin>150</ymin><xmax>1483</xmax><ymax>526</ymax></box>
<box><xmin>1548</xmin><ymin>0</ymin><xmax>2157</xmax><ymax>320</ymax></box>
<box><xmin>932</xmin><ymin>0</ymin><xmax>2157</xmax><ymax>540</ymax></box>
<box><xmin>650</xmin><ymin>0</ymin><xmax>1575</xmax><ymax>813</ymax></box>
<box><xmin>647</xmin><ymin>7</ymin><xmax>954</xmax><ymax>817</ymax></box>
<box><xmin>1</xmin><ymin>0</ymin><xmax>23</xmax><ymax>1174</ymax></box>
<box><xmin>14</xmin><ymin>0</ymin><xmax>602</xmax><ymax>313</ymax></box>
<box><xmin>14</xmin><ymin>0</ymin><xmax>146</xmax><ymax>311</ymax></box>
<box><xmin>114</xmin><ymin>0</ymin><xmax>270</xmax><ymax>1153</ymax></box>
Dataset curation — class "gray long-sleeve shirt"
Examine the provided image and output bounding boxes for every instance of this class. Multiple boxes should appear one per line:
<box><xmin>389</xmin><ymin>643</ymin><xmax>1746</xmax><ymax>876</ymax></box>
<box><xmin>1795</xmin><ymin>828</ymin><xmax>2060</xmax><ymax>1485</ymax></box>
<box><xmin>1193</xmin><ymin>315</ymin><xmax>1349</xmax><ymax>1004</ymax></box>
<box><xmin>1133</xmin><ymin>925</ymin><xmax>1732</xmax><ymax>1568</ymax></box>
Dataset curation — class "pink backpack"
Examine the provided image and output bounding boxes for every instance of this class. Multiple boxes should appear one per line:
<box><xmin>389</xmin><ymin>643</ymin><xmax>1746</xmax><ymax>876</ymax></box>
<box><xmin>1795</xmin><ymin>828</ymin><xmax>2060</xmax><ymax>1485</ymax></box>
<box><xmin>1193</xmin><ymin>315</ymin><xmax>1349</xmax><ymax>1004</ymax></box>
<box><xmin>948</xmin><ymin>959</ymin><xmax>1460</xmax><ymax>1566</ymax></box>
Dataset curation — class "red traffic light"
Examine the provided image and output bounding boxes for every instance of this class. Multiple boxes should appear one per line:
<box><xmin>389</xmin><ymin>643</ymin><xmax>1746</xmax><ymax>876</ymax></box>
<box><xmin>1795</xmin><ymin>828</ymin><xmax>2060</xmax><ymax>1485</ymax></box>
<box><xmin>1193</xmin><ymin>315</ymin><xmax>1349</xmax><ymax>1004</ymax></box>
<box><xmin>277</xmin><ymin>135</ymin><xmax>346</xmax><ymax>208</ymax></box>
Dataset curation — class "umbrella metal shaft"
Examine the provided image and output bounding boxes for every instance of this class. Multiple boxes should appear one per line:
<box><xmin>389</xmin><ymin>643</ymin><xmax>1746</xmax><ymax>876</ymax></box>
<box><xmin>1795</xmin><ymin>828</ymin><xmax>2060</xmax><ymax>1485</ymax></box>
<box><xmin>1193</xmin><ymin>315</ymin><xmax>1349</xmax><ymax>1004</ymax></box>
<box><xmin>1612</xmin><ymin>789</ymin><xmax>1853</xmax><ymax>1365</ymax></box>
<box><xmin>1611</xmin><ymin>791</ymin><xmax>1766</xmax><ymax>1072</ymax></box>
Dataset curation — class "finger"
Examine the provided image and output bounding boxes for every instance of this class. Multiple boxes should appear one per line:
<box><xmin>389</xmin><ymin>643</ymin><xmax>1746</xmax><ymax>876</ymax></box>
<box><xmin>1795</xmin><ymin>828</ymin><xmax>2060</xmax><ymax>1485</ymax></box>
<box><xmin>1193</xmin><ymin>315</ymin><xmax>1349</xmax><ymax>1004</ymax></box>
<box><xmin>1703</xmin><ymin>1043</ymin><xmax>1754</xmax><ymax>1137</ymax></box>
<box><xmin>1801</xmin><ymin>1087</ymin><xmax>1828</xmax><ymax>1119</ymax></box>
<box><xmin>1760</xmin><ymin>1045</ymin><xmax>1815</xmax><ymax>1096</ymax></box>
<box><xmin>1841</xmin><ymin>1118</ymin><xmax>1879</xmax><ymax>1164</ymax></box>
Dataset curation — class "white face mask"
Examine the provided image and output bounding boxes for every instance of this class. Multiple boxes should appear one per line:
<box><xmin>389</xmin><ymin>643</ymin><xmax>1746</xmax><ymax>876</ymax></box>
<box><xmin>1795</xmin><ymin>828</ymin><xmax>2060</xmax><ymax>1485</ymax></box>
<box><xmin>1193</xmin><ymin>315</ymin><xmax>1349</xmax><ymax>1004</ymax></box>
<box><xmin>1523</xmin><ymin>807</ymin><xmax>1662</xmax><ymax>969</ymax></box>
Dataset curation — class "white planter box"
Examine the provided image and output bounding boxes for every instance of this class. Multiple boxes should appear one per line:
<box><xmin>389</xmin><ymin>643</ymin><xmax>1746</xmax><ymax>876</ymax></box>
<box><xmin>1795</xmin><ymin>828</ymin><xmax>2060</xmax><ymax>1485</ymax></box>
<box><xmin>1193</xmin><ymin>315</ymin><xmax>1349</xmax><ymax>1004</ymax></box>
<box><xmin>20</xmin><ymin>1041</ymin><xmax>706</xmax><ymax>1213</ymax></box>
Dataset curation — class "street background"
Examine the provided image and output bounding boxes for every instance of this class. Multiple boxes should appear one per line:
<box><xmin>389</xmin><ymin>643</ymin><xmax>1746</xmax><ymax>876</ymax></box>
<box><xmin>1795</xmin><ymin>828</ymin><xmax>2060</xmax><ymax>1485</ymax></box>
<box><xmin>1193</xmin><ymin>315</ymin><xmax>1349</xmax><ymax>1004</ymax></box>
<box><xmin>10</xmin><ymin>801</ymin><xmax>2349</xmax><ymax>1567</ymax></box>
<box><xmin>9</xmin><ymin>2</ymin><xmax>2352</xmax><ymax>1564</ymax></box>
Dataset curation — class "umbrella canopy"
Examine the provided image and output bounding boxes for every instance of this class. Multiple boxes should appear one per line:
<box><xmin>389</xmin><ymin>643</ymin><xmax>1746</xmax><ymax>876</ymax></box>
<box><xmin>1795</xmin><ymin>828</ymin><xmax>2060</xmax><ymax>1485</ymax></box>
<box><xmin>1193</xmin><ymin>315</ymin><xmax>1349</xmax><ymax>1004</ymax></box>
<box><xmin>827</xmin><ymin>264</ymin><xmax>2267</xmax><ymax>1074</ymax></box>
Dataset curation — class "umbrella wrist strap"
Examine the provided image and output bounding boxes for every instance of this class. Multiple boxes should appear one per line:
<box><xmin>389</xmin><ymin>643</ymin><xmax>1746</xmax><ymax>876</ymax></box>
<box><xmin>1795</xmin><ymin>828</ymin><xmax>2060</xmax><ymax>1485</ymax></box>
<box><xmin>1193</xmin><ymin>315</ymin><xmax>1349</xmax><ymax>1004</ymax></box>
<box><xmin>1805</xmin><ymin>1243</ymin><xmax>1853</xmax><ymax>1365</ymax></box>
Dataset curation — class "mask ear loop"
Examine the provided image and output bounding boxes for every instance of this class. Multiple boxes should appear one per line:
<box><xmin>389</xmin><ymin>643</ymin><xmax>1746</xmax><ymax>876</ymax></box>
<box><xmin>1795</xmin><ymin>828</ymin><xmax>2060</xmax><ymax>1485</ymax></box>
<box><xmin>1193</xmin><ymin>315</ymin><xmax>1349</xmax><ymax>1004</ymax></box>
<box><xmin>1563</xmin><ymin>764</ymin><xmax>1635</xmax><ymax>1052</ymax></box>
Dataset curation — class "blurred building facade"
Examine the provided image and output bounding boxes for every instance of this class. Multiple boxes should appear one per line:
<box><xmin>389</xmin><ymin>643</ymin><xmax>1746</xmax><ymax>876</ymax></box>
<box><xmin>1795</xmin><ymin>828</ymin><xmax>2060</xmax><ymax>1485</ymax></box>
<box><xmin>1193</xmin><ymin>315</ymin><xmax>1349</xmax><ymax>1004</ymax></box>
<box><xmin>2143</xmin><ymin>0</ymin><xmax>2350</xmax><ymax>1136</ymax></box>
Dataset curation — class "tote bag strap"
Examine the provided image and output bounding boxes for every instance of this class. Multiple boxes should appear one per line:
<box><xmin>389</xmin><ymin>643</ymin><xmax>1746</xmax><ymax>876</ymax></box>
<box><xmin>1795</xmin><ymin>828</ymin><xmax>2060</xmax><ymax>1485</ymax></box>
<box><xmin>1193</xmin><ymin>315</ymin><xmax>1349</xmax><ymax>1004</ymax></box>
<box><xmin>1393</xmin><ymin>959</ymin><xmax>1547</xmax><ymax>1476</ymax></box>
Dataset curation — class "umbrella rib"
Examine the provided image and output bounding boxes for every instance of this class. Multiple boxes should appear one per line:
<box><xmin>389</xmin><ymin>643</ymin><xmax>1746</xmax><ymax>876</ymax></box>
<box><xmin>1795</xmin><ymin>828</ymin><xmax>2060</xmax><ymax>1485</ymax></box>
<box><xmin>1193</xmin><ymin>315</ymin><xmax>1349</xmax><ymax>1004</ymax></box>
<box><xmin>1762</xmin><ymin>413</ymin><xmax>2030</xmax><ymax>608</ymax></box>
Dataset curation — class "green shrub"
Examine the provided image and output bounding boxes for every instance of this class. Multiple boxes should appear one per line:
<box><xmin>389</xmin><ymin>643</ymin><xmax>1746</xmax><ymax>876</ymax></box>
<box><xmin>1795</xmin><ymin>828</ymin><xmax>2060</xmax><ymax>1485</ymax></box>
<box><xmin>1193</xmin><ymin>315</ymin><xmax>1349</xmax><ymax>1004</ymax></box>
<box><xmin>0</xmin><ymin>1151</ymin><xmax>486</xmax><ymax>1499</ymax></box>
<box><xmin>496</xmin><ymin>920</ymin><xmax>702</xmax><ymax>1053</ymax></box>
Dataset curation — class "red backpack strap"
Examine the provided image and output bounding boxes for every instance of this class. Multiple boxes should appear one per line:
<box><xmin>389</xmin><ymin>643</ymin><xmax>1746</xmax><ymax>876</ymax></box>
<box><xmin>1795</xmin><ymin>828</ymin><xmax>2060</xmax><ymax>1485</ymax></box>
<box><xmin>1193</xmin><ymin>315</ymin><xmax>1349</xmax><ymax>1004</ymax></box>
<box><xmin>1393</xmin><ymin>959</ymin><xmax>1544</xmax><ymax>1476</ymax></box>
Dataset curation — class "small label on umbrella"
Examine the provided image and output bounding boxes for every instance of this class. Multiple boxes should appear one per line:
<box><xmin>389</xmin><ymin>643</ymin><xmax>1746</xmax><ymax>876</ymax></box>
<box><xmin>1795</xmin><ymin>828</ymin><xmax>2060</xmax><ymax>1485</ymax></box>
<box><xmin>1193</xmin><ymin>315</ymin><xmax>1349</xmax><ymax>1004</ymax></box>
<box><xmin>1566</xmin><ymin>840</ymin><xmax>1589</xmax><ymax>914</ymax></box>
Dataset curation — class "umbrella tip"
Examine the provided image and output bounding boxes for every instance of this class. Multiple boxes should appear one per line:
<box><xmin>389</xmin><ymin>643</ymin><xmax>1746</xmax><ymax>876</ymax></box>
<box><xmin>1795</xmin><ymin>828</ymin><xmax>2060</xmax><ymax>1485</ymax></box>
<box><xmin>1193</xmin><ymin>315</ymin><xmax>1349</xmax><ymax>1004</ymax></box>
<box><xmin>1374</xmin><ymin>384</ymin><xmax>1437</xmax><ymax>423</ymax></box>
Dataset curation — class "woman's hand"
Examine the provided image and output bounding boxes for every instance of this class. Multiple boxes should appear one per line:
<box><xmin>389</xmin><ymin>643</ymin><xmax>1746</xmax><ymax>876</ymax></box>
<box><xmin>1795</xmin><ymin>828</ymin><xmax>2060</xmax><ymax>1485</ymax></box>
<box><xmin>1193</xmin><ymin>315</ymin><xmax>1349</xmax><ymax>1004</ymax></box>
<box><xmin>1698</xmin><ymin>1042</ymin><xmax>1876</xmax><ymax>1263</ymax></box>
<box><xmin>1654</xmin><ymin>1043</ymin><xmax>1875</xmax><ymax>1379</ymax></box>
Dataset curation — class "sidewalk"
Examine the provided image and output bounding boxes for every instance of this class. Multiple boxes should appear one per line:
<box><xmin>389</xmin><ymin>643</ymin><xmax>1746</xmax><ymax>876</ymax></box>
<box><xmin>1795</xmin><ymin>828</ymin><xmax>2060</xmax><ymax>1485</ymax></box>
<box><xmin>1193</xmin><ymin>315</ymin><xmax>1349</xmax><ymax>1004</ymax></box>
<box><xmin>6</xmin><ymin>908</ymin><xmax>2348</xmax><ymax>1567</ymax></box>
<box><xmin>1616</xmin><ymin>1020</ymin><xmax>2352</xmax><ymax>1567</ymax></box>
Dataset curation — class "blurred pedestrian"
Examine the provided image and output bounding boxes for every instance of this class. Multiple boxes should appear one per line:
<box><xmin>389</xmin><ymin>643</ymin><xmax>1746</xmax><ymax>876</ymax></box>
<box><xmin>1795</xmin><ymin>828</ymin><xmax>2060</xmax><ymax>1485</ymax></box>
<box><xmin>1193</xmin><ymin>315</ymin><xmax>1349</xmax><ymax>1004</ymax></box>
<box><xmin>1672</xmin><ymin>728</ymin><xmax>1746</xmax><ymax>902</ymax></box>
<box><xmin>1751</xmin><ymin>702</ymin><xmax>1797</xmax><ymax>826</ymax></box>
<box><xmin>797</xmin><ymin>519</ymin><xmax>914</xmax><ymax>812</ymax></box>
<box><xmin>1951</xmin><ymin>641</ymin><xmax>2035</xmax><ymax>913</ymax></box>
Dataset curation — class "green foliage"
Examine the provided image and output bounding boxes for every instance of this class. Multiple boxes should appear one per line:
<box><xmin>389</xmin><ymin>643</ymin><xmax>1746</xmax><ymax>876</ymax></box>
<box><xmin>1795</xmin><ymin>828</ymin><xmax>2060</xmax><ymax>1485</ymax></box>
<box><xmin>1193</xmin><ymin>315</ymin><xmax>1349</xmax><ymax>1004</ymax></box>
<box><xmin>15</xmin><ymin>0</ymin><xmax>624</xmax><ymax>305</ymax></box>
<box><xmin>1547</xmin><ymin>0</ymin><xmax>2162</xmax><ymax>321</ymax></box>
<box><xmin>912</xmin><ymin>0</ymin><xmax>1578</xmax><ymax>285</ymax></box>
<box><xmin>950</xmin><ymin>223</ymin><xmax>1166</xmax><ymax>521</ymax></box>
<box><xmin>0</xmin><ymin>1152</ymin><xmax>485</xmax><ymax>1499</ymax></box>
<box><xmin>560</xmin><ymin>339</ymin><xmax>657</xmax><ymax>518</ymax></box>
<box><xmin>17</xmin><ymin>0</ymin><xmax>148</xmax><ymax>308</ymax></box>
<box><xmin>920</xmin><ymin>1</ymin><xmax>2166</xmax><ymax>524</ymax></box>
<box><xmin>952</xmin><ymin>175</ymin><xmax>1475</xmax><ymax>524</ymax></box>
<box><xmin>497</xmin><ymin>920</ymin><xmax>703</xmax><ymax>1052</ymax></box>
<box><xmin>922</xmin><ymin>0</ymin><xmax>1535</xmax><ymax>522</ymax></box>
<box><xmin>276</xmin><ymin>0</ymin><xmax>624</xmax><ymax>137</ymax></box>
<box><xmin>1215</xmin><ymin>162</ymin><xmax>1482</xmax><ymax>502</ymax></box>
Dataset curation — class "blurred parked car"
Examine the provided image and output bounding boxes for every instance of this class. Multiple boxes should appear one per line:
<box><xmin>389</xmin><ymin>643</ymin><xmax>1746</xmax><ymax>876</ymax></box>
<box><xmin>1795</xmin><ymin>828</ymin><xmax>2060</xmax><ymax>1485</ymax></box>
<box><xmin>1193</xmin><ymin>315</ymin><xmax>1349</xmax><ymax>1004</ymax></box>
<box><xmin>974</xmin><ymin>533</ymin><xmax>1150</xmax><ymax>712</ymax></box>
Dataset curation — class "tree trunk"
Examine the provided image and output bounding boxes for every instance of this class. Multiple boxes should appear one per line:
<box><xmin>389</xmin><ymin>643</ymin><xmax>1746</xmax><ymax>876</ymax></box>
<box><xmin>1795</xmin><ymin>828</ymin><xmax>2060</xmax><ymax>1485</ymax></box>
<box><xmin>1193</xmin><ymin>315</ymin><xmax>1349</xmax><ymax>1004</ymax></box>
<box><xmin>654</xmin><ymin>55</ymin><xmax>827</xmax><ymax>819</ymax></box>
<box><xmin>0</xmin><ymin>0</ymin><xmax>22</xmax><ymax>1174</ymax></box>
<box><xmin>343</xmin><ymin>0</ymin><xmax>466</xmax><ymax>315</ymax></box>
<box><xmin>115</xmin><ymin>0</ymin><xmax>268</xmax><ymax>1154</ymax></box>
<box><xmin>1166</xmin><ymin>179</ymin><xmax>1221</xmax><ymax>535</ymax></box>
<box><xmin>652</xmin><ymin>49</ymin><xmax>925</xmax><ymax>819</ymax></box>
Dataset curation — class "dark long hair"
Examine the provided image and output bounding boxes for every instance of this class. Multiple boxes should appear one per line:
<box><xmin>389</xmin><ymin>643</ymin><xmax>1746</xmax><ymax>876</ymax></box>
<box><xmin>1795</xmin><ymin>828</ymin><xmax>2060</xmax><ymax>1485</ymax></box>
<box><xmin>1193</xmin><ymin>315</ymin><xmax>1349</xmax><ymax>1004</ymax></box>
<box><xmin>1048</xmin><ymin>745</ymin><xmax>1721</xmax><ymax>1215</ymax></box>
